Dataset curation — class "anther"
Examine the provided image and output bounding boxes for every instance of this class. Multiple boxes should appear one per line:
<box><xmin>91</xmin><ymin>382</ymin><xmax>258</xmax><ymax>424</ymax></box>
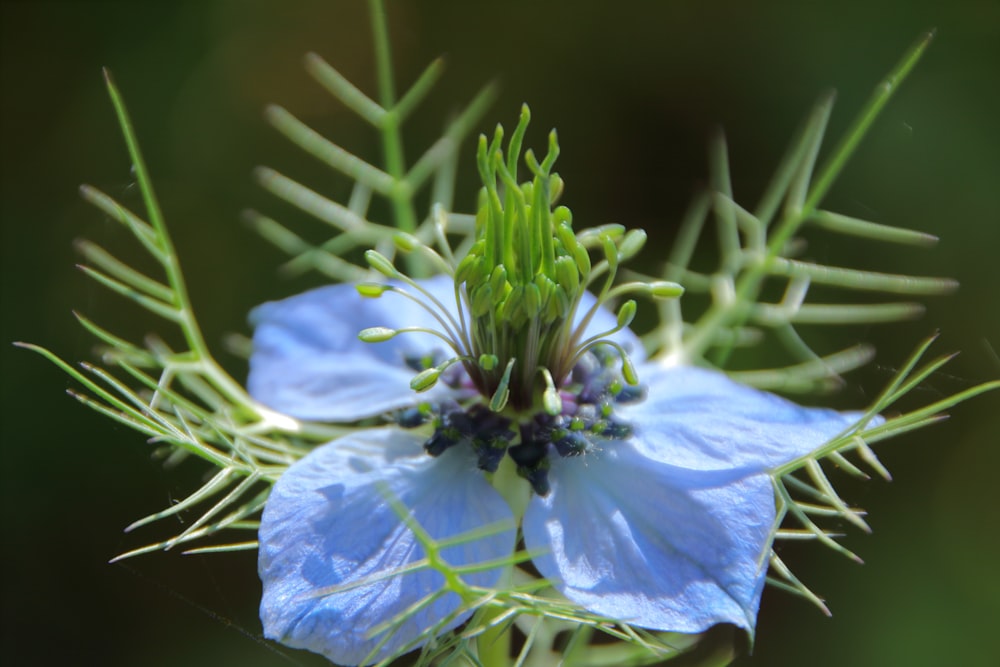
<box><xmin>518</xmin><ymin>460</ymin><xmax>551</xmax><ymax>496</ymax></box>
<box><xmin>396</xmin><ymin>403</ymin><xmax>431</xmax><ymax>428</ymax></box>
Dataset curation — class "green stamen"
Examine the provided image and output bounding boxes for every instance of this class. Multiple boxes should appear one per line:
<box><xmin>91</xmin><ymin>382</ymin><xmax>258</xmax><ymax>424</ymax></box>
<box><xmin>489</xmin><ymin>358</ymin><xmax>516</xmax><ymax>412</ymax></box>
<box><xmin>357</xmin><ymin>105</ymin><xmax>684</xmax><ymax>416</ymax></box>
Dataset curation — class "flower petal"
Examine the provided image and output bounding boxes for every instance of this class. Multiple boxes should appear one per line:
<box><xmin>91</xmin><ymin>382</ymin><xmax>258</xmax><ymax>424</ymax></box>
<box><xmin>523</xmin><ymin>441</ymin><xmax>773</xmax><ymax>633</ymax></box>
<box><xmin>247</xmin><ymin>275</ymin><xmax>461</xmax><ymax>420</ymax></box>
<box><xmin>259</xmin><ymin>428</ymin><xmax>515</xmax><ymax>665</ymax></box>
<box><xmin>623</xmin><ymin>364</ymin><xmax>877</xmax><ymax>472</ymax></box>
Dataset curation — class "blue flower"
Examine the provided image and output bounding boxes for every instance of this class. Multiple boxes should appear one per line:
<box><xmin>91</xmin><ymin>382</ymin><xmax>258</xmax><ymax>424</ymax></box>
<box><xmin>249</xmin><ymin>275</ymin><xmax>870</xmax><ymax>665</ymax></box>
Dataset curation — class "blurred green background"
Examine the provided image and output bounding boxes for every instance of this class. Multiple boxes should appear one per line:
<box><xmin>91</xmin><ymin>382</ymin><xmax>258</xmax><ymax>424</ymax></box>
<box><xmin>2</xmin><ymin>1</ymin><xmax>998</xmax><ymax>665</ymax></box>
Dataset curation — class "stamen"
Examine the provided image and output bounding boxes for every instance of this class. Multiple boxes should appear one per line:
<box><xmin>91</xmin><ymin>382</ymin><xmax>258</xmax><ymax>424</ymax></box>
<box><xmin>362</xmin><ymin>250</ymin><xmax>471</xmax><ymax>352</ymax></box>
<box><xmin>358</xmin><ymin>326</ymin><xmax>464</xmax><ymax>358</ymax></box>
<box><xmin>392</xmin><ymin>232</ymin><xmax>454</xmax><ymax>277</ymax></box>
<box><xmin>489</xmin><ymin>358</ymin><xmax>516</xmax><ymax>412</ymax></box>
<box><xmin>356</xmin><ymin>326</ymin><xmax>397</xmax><ymax>342</ymax></box>
<box><xmin>540</xmin><ymin>368</ymin><xmax>562</xmax><ymax>416</ymax></box>
<box><xmin>395</xmin><ymin>403</ymin><xmax>432</xmax><ymax>427</ymax></box>
<box><xmin>403</xmin><ymin>352</ymin><xmax>441</xmax><ymax>372</ymax></box>
<box><xmin>356</xmin><ymin>105</ymin><xmax>684</xmax><ymax>422</ymax></box>
<box><xmin>410</xmin><ymin>355</ymin><xmax>476</xmax><ymax>392</ymax></box>
<box><xmin>518</xmin><ymin>460</ymin><xmax>551</xmax><ymax>496</ymax></box>
<box><xmin>410</xmin><ymin>367</ymin><xmax>442</xmax><ymax>392</ymax></box>
<box><xmin>420</xmin><ymin>403</ymin><xmax>515</xmax><ymax>472</ymax></box>
<box><xmin>605</xmin><ymin>280</ymin><xmax>685</xmax><ymax>301</ymax></box>
<box><xmin>509</xmin><ymin>423</ymin><xmax>551</xmax><ymax>494</ymax></box>
<box><xmin>552</xmin><ymin>429</ymin><xmax>590</xmax><ymax>457</ymax></box>
<box><xmin>431</xmin><ymin>204</ymin><xmax>456</xmax><ymax>266</ymax></box>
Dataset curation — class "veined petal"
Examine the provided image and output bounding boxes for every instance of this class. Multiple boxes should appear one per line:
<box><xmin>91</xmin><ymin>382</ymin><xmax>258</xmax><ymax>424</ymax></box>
<box><xmin>523</xmin><ymin>441</ymin><xmax>772</xmax><ymax>633</ymax></box>
<box><xmin>259</xmin><ymin>428</ymin><xmax>515</xmax><ymax>666</ymax></box>
<box><xmin>623</xmin><ymin>364</ymin><xmax>878</xmax><ymax>472</ymax></box>
<box><xmin>248</xmin><ymin>275</ymin><xmax>460</xmax><ymax>420</ymax></box>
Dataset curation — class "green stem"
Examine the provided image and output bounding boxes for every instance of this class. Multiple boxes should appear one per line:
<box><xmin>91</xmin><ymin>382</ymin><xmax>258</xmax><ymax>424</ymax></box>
<box><xmin>368</xmin><ymin>0</ymin><xmax>396</xmax><ymax>113</ymax></box>
<box><xmin>477</xmin><ymin>607</ymin><xmax>512</xmax><ymax>667</ymax></box>
<box><xmin>774</xmin><ymin>31</ymin><xmax>934</xmax><ymax>260</ymax></box>
<box><xmin>477</xmin><ymin>456</ymin><xmax>529</xmax><ymax>667</ymax></box>
<box><xmin>103</xmin><ymin>70</ymin><xmax>255</xmax><ymax>413</ymax></box>
<box><xmin>367</xmin><ymin>0</ymin><xmax>424</xmax><ymax>281</ymax></box>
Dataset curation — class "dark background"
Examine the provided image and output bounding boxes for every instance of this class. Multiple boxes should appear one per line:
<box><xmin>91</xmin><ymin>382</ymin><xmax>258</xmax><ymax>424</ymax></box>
<box><xmin>2</xmin><ymin>1</ymin><xmax>998</xmax><ymax>665</ymax></box>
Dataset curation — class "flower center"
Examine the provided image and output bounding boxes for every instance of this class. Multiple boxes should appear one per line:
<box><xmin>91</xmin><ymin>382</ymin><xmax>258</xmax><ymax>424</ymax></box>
<box><xmin>351</xmin><ymin>106</ymin><xmax>686</xmax><ymax>494</ymax></box>
<box><xmin>356</xmin><ymin>105</ymin><xmax>682</xmax><ymax>418</ymax></box>
<box><xmin>395</xmin><ymin>348</ymin><xmax>645</xmax><ymax>495</ymax></box>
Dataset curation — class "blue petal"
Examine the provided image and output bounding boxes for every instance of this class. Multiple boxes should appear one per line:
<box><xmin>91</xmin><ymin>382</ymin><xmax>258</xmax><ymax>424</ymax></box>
<box><xmin>622</xmin><ymin>364</ymin><xmax>878</xmax><ymax>472</ymax></box>
<box><xmin>259</xmin><ymin>428</ymin><xmax>515</xmax><ymax>665</ymax></box>
<box><xmin>523</xmin><ymin>441</ymin><xmax>773</xmax><ymax>633</ymax></box>
<box><xmin>248</xmin><ymin>275</ymin><xmax>461</xmax><ymax>420</ymax></box>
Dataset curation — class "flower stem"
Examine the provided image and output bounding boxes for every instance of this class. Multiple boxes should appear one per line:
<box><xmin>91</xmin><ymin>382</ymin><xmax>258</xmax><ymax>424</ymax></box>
<box><xmin>490</xmin><ymin>452</ymin><xmax>530</xmax><ymax>524</ymax></box>
<box><xmin>101</xmin><ymin>70</ymin><xmax>257</xmax><ymax>415</ymax></box>
<box><xmin>477</xmin><ymin>455</ymin><xmax>529</xmax><ymax>667</ymax></box>
<box><xmin>367</xmin><ymin>0</ymin><xmax>423</xmax><ymax>278</ymax></box>
<box><xmin>477</xmin><ymin>605</ymin><xmax>513</xmax><ymax>667</ymax></box>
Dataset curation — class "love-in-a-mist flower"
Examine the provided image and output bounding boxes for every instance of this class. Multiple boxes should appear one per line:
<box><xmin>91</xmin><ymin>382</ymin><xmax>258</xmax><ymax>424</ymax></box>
<box><xmin>249</xmin><ymin>108</ymin><xmax>871</xmax><ymax>666</ymax></box>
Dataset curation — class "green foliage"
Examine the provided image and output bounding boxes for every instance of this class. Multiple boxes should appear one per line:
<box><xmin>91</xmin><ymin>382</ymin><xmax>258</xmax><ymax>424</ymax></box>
<box><xmin>18</xmin><ymin>69</ymin><xmax>347</xmax><ymax>561</ymax></box>
<box><xmin>643</xmin><ymin>33</ymin><xmax>954</xmax><ymax>382</ymax></box>
<box><xmin>18</xmin><ymin>2</ymin><xmax>998</xmax><ymax>666</ymax></box>
<box><xmin>248</xmin><ymin>27</ymin><xmax>496</xmax><ymax>281</ymax></box>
